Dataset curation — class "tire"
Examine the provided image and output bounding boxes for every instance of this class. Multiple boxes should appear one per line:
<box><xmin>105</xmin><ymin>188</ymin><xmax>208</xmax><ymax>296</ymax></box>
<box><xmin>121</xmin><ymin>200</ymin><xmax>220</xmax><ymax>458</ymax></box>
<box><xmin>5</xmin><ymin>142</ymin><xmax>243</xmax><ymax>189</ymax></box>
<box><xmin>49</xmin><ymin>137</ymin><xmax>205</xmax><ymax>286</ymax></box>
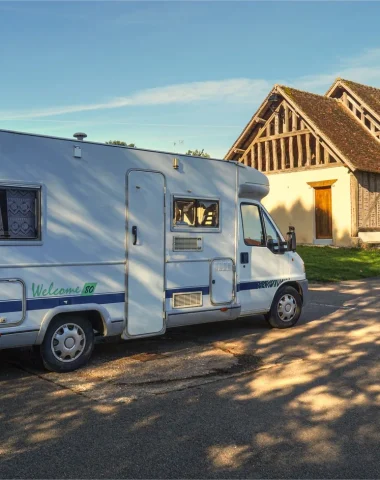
<box><xmin>41</xmin><ymin>315</ymin><xmax>95</xmax><ymax>373</ymax></box>
<box><xmin>265</xmin><ymin>286</ymin><xmax>302</xmax><ymax>329</ymax></box>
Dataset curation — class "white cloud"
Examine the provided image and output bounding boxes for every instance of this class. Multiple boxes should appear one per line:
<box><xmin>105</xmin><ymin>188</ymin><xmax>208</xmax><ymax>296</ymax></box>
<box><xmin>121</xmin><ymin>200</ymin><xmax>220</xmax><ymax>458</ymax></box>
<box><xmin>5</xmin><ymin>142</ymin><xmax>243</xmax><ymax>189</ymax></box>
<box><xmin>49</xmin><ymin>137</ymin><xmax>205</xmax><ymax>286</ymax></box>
<box><xmin>0</xmin><ymin>79</ymin><xmax>271</xmax><ymax>120</ymax></box>
<box><xmin>3</xmin><ymin>47</ymin><xmax>380</xmax><ymax>122</ymax></box>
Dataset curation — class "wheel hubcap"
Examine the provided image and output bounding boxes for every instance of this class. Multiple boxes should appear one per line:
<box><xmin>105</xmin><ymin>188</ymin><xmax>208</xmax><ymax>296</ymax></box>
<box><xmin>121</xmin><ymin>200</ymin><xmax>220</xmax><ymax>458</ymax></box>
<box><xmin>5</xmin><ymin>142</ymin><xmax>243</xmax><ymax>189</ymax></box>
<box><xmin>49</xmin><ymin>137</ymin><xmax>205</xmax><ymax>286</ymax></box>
<box><xmin>277</xmin><ymin>294</ymin><xmax>297</xmax><ymax>322</ymax></box>
<box><xmin>51</xmin><ymin>323</ymin><xmax>86</xmax><ymax>363</ymax></box>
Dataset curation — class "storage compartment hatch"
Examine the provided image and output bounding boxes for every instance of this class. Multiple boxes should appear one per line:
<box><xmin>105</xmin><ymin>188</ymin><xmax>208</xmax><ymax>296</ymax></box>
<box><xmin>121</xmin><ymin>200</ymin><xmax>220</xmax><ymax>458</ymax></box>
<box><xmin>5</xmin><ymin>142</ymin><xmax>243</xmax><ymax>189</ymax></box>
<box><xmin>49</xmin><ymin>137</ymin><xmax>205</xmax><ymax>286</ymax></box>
<box><xmin>0</xmin><ymin>279</ymin><xmax>26</xmax><ymax>326</ymax></box>
<box><xmin>210</xmin><ymin>259</ymin><xmax>234</xmax><ymax>305</ymax></box>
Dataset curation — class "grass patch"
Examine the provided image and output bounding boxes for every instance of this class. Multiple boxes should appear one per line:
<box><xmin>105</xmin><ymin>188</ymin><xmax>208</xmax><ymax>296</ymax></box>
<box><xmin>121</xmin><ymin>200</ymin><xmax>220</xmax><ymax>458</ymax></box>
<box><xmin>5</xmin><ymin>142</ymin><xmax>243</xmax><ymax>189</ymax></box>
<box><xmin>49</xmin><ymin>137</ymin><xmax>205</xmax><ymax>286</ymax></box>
<box><xmin>297</xmin><ymin>245</ymin><xmax>380</xmax><ymax>283</ymax></box>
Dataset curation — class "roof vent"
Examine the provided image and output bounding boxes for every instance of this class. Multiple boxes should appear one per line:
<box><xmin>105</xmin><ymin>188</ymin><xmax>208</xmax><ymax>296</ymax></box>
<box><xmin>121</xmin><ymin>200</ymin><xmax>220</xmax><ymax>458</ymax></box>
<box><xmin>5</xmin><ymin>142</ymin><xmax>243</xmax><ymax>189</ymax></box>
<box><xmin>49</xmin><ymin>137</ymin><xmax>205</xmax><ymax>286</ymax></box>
<box><xmin>73</xmin><ymin>132</ymin><xmax>87</xmax><ymax>141</ymax></box>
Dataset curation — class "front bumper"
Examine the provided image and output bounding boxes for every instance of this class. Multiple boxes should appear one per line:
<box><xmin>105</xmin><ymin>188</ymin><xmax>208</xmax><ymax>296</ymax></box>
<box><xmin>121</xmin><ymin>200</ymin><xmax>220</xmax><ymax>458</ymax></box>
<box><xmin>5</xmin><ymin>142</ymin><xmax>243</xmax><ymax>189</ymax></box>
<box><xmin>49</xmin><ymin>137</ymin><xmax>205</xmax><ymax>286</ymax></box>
<box><xmin>299</xmin><ymin>279</ymin><xmax>309</xmax><ymax>306</ymax></box>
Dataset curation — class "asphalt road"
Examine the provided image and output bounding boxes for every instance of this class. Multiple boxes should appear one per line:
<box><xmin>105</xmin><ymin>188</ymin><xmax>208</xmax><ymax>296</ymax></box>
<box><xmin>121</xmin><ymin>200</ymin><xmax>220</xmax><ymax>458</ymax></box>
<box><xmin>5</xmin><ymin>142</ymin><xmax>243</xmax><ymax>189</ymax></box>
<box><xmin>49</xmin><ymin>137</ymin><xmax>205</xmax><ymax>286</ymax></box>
<box><xmin>1</xmin><ymin>279</ymin><xmax>380</xmax><ymax>478</ymax></box>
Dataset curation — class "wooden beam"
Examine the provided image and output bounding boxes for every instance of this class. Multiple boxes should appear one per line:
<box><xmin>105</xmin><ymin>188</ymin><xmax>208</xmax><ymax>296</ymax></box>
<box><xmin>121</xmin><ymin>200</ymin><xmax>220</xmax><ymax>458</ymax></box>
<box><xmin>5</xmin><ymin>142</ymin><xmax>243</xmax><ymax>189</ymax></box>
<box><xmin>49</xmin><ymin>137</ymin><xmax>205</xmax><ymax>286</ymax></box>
<box><xmin>280</xmin><ymin>137</ymin><xmax>285</xmax><ymax>169</ymax></box>
<box><xmin>234</xmin><ymin>148</ymin><xmax>246</xmax><ymax>153</ymax></box>
<box><xmin>358</xmin><ymin>227</ymin><xmax>380</xmax><ymax>232</ymax></box>
<box><xmin>255</xmin><ymin>129</ymin><xmax>309</xmax><ymax>143</ymax></box>
<box><xmin>347</xmin><ymin>94</ymin><xmax>363</xmax><ymax>113</ymax></box>
<box><xmin>265</xmin><ymin>141</ymin><xmax>270</xmax><ymax>170</ymax></box>
<box><xmin>272</xmin><ymin>139</ymin><xmax>278</xmax><ymax>170</ymax></box>
<box><xmin>319</xmin><ymin>140</ymin><xmax>341</xmax><ymax>164</ymax></box>
<box><xmin>316</xmin><ymin>138</ymin><xmax>321</xmax><ymax>165</ymax></box>
<box><xmin>297</xmin><ymin>132</ymin><xmax>303</xmax><ymax>167</ymax></box>
<box><xmin>292</xmin><ymin>111</ymin><xmax>297</xmax><ymax>131</ymax></box>
<box><xmin>307</xmin><ymin>179</ymin><xmax>337</xmax><ymax>188</ymax></box>
<box><xmin>289</xmin><ymin>136</ymin><xmax>294</xmax><ymax>168</ymax></box>
<box><xmin>278</xmin><ymin>86</ymin><xmax>353</xmax><ymax>169</ymax></box>
<box><xmin>242</xmin><ymin>154</ymin><xmax>248</xmax><ymax>166</ymax></box>
<box><xmin>342</xmin><ymin>91</ymin><xmax>348</xmax><ymax>107</ymax></box>
<box><xmin>256</xmin><ymin>117</ymin><xmax>266</xmax><ymax>124</ymax></box>
<box><xmin>251</xmin><ymin>145</ymin><xmax>255</xmax><ymax>168</ymax></box>
<box><xmin>363</xmin><ymin>112</ymin><xmax>380</xmax><ymax>130</ymax></box>
<box><xmin>324</xmin><ymin>147</ymin><xmax>330</xmax><ymax>165</ymax></box>
<box><xmin>323</xmin><ymin>146</ymin><xmax>329</xmax><ymax>164</ymax></box>
<box><xmin>245</xmin><ymin>101</ymin><xmax>287</xmax><ymax>154</ymax></box>
<box><xmin>306</xmin><ymin>133</ymin><xmax>311</xmax><ymax>166</ymax></box>
<box><xmin>265</xmin><ymin>163</ymin><xmax>346</xmax><ymax>175</ymax></box>
<box><xmin>284</xmin><ymin>104</ymin><xmax>289</xmax><ymax>133</ymax></box>
<box><xmin>274</xmin><ymin>114</ymin><xmax>279</xmax><ymax>135</ymax></box>
<box><xmin>350</xmin><ymin>173</ymin><xmax>359</xmax><ymax>237</ymax></box>
<box><xmin>257</xmin><ymin>142</ymin><xmax>262</xmax><ymax>171</ymax></box>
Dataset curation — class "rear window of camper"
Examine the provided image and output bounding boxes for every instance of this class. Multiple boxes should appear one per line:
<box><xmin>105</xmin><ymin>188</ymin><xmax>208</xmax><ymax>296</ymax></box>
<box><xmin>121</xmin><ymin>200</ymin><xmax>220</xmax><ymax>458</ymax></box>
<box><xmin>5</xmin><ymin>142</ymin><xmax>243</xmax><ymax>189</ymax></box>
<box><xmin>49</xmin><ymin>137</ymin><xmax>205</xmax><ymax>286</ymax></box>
<box><xmin>173</xmin><ymin>198</ymin><xmax>219</xmax><ymax>228</ymax></box>
<box><xmin>0</xmin><ymin>186</ymin><xmax>41</xmax><ymax>240</ymax></box>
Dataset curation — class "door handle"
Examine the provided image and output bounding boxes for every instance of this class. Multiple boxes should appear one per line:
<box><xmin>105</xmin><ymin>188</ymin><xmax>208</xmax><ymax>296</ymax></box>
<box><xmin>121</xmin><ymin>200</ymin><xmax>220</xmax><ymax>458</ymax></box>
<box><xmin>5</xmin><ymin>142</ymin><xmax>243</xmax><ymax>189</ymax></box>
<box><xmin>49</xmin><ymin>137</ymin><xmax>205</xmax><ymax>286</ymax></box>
<box><xmin>240</xmin><ymin>252</ymin><xmax>249</xmax><ymax>264</ymax></box>
<box><xmin>132</xmin><ymin>226</ymin><xmax>138</xmax><ymax>245</ymax></box>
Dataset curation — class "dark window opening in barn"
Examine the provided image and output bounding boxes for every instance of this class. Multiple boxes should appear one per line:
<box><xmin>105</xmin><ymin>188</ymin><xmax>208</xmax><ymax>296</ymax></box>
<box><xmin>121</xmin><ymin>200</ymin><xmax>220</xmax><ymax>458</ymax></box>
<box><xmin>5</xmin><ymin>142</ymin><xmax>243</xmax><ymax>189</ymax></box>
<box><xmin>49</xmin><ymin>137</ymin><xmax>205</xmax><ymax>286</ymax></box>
<box><xmin>284</xmin><ymin>138</ymin><xmax>290</xmax><ymax>168</ymax></box>
<box><xmin>300</xmin><ymin>135</ymin><xmax>306</xmax><ymax>167</ymax></box>
<box><xmin>293</xmin><ymin>138</ymin><xmax>299</xmax><ymax>168</ymax></box>
<box><xmin>310</xmin><ymin>136</ymin><xmax>316</xmax><ymax>166</ymax></box>
<box><xmin>268</xmin><ymin>142</ymin><xmax>274</xmax><ymax>171</ymax></box>
<box><xmin>261</xmin><ymin>154</ymin><xmax>266</xmax><ymax>171</ymax></box>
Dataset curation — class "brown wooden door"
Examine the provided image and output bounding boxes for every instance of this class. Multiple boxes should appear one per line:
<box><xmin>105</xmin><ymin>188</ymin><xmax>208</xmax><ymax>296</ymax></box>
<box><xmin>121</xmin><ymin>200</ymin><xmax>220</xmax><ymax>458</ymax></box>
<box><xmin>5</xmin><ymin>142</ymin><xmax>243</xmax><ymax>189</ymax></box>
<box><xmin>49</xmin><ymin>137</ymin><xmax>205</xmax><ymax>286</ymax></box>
<box><xmin>315</xmin><ymin>187</ymin><xmax>332</xmax><ymax>239</ymax></box>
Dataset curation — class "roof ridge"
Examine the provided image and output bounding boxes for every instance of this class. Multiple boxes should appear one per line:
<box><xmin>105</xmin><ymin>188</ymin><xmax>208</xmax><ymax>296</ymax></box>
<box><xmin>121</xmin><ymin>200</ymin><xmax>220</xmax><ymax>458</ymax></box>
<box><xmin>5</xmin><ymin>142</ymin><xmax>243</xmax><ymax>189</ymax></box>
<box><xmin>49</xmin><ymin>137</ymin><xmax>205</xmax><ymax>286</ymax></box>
<box><xmin>278</xmin><ymin>84</ymin><xmax>337</xmax><ymax>101</ymax></box>
<box><xmin>340</xmin><ymin>78</ymin><xmax>380</xmax><ymax>92</ymax></box>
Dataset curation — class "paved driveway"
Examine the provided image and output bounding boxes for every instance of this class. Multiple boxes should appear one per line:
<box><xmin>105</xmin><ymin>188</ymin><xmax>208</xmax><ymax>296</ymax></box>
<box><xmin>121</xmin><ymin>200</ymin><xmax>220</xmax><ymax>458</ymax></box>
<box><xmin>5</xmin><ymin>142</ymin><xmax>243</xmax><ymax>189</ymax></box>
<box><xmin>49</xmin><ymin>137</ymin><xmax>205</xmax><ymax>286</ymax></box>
<box><xmin>1</xmin><ymin>279</ymin><xmax>380</xmax><ymax>478</ymax></box>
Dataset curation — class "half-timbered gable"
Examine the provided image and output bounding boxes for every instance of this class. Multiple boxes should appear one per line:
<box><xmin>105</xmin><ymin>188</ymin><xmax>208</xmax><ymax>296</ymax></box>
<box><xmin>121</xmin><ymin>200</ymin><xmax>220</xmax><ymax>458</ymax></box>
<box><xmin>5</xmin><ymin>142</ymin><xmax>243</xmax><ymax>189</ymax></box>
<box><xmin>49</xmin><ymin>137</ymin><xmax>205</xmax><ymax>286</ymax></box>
<box><xmin>327</xmin><ymin>79</ymin><xmax>380</xmax><ymax>141</ymax></box>
<box><xmin>225</xmin><ymin>79</ymin><xmax>380</xmax><ymax>247</ymax></box>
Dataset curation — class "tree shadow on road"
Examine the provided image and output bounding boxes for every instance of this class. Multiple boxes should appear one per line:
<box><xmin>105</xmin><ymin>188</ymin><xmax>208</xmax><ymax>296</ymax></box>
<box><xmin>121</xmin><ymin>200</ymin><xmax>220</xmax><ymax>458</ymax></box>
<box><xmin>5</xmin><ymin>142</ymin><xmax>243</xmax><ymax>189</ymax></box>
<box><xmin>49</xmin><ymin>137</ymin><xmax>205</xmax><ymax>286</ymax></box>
<box><xmin>1</xmin><ymin>280</ymin><xmax>380</xmax><ymax>478</ymax></box>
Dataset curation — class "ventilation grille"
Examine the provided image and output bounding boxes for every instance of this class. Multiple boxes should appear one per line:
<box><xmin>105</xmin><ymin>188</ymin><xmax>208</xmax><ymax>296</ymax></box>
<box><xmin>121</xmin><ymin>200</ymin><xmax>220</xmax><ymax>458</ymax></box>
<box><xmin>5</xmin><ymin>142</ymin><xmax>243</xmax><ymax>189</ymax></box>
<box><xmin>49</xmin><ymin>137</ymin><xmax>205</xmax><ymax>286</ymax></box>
<box><xmin>172</xmin><ymin>291</ymin><xmax>203</xmax><ymax>309</ymax></box>
<box><xmin>173</xmin><ymin>236</ymin><xmax>202</xmax><ymax>252</ymax></box>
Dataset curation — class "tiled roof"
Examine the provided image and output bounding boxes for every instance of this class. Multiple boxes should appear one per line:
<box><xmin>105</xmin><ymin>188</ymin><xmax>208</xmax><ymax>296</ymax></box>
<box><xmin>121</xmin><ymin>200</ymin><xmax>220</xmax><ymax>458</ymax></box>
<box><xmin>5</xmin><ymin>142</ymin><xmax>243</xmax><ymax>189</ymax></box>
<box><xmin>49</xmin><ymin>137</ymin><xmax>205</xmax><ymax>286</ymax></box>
<box><xmin>340</xmin><ymin>79</ymin><xmax>380</xmax><ymax>117</ymax></box>
<box><xmin>280</xmin><ymin>86</ymin><xmax>380</xmax><ymax>174</ymax></box>
<box><xmin>226</xmin><ymin>81</ymin><xmax>380</xmax><ymax>174</ymax></box>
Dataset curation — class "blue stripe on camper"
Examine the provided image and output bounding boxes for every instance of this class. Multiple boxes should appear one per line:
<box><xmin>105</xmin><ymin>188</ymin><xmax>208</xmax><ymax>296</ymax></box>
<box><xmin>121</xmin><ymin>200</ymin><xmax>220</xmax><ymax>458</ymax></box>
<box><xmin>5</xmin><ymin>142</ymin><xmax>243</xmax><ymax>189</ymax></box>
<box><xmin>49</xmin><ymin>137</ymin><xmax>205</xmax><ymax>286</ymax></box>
<box><xmin>237</xmin><ymin>278</ymin><xmax>290</xmax><ymax>292</ymax></box>
<box><xmin>0</xmin><ymin>292</ymin><xmax>125</xmax><ymax>314</ymax></box>
<box><xmin>0</xmin><ymin>300</ymin><xmax>23</xmax><ymax>313</ymax></box>
<box><xmin>165</xmin><ymin>279</ymin><xmax>289</xmax><ymax>299</ymax></box>
<box><xmin>0</xmin><ymin>279</ymin><xmax>290</xmax><ymax>314</ymax></box>
<box><xmin>165</xmin><ymin>285</ymin><xmax>209</xmax><ymax>299</ymax></box>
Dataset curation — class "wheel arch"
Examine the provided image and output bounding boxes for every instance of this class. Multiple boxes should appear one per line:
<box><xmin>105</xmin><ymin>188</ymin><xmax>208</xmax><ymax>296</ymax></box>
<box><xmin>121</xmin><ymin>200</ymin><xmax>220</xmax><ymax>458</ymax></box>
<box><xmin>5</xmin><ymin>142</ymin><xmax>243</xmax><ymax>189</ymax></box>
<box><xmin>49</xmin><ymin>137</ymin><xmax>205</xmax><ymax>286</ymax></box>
<box><xmin>276</xmin><ymin>281</ymin><xmax>305</xmax><ymax>304</ymax></box>
<box><xmin>36</xmin><ymin>304</ymin><xmax>112</xmax><ymax>345</ymax></box>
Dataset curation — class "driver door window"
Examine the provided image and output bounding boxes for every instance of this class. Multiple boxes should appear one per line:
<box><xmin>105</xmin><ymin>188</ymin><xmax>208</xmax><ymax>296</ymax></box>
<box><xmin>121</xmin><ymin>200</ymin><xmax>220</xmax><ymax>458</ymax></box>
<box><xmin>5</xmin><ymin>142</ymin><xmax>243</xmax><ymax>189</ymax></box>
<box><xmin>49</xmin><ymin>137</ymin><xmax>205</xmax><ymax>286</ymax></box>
<box><xmin>262</xmin><ymin>211</ymin><xmax>280</xmax><ymax>243</ymax></box>
<box><xmin>241</xmin><ymin>204</ymin><xmax>265</xmax><ymax>246</ymax></box>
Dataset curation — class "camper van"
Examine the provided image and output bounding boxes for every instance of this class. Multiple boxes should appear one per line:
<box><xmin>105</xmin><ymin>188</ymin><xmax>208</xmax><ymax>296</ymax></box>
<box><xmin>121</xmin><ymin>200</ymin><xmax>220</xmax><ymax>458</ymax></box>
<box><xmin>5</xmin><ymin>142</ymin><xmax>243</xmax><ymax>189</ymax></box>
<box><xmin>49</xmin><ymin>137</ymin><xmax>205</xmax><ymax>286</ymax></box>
<box><xmin>0</xmin><ymin>129</ymin><xmax>307</xmax><ymax>372</ymax></box>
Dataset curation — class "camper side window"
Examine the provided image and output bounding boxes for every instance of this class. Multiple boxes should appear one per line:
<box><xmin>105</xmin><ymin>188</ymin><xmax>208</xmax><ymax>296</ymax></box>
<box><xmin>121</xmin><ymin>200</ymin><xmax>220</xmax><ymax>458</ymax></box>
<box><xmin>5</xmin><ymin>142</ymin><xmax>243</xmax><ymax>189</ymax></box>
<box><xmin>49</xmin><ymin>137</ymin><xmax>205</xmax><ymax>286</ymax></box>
<box><xmin>241</xmin><ymin>204</ymin><xmax>265</xmax><ymax>246</ymax></box>
<box><xmin>0</xmin><ymin>186</ymin><xmax>41</xmax><ymax>240</ymax></box>
<box><xmin>173</xmin><ymin>198</ymin><xmax>219</xmax><ymax>229</ymax></box>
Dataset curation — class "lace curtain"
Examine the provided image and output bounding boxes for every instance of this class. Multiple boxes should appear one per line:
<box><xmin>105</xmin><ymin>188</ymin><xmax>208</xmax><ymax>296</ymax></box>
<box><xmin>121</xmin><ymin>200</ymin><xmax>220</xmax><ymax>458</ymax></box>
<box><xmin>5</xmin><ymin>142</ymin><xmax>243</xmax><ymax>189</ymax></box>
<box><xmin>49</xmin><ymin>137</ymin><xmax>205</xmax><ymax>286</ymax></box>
<box><xmin>0</xmin><ymin>189</ymin><xmax>37</xmax><ymax>238</ymax></box>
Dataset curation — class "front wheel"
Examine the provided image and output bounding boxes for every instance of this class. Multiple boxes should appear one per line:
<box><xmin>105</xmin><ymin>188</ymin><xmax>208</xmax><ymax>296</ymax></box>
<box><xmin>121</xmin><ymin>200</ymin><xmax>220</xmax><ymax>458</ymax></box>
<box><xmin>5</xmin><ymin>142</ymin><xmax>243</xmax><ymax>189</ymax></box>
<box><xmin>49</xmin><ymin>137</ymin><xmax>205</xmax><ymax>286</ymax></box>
<box><xmin>265</xmin><ymin>286</ymin><xmax>302</xmax><ymax>329</ymax></box>
<box><xmin>41</xmin><ymin>315</ymin><xmax>95</xmax><ymax>372</ymax></box>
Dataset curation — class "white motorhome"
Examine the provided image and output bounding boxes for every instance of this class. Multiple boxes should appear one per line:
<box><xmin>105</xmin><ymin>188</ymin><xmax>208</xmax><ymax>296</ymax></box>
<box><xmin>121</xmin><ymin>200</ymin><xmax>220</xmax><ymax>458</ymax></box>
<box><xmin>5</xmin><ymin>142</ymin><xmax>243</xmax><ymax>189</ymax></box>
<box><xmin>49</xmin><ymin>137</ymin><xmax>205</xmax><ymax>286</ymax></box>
<box><xmin>0</xmin><ymin>129</ymin><xmax>307</xmax><ymax>372</ymax></box>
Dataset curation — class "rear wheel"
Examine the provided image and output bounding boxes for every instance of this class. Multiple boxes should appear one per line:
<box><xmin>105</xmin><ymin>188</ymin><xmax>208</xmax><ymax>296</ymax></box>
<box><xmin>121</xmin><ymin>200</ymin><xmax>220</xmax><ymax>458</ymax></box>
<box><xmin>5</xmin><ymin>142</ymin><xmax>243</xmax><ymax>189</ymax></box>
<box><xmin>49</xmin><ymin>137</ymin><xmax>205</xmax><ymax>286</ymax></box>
<box><xmin>41</xmin><ymin>315</ymin><xmax>95</xmax><ymax>372</ymax></box>
<box><xmin>265</xmin><ymin>286</ymin><xmax>302</xmax><ymax>329</ymax></box>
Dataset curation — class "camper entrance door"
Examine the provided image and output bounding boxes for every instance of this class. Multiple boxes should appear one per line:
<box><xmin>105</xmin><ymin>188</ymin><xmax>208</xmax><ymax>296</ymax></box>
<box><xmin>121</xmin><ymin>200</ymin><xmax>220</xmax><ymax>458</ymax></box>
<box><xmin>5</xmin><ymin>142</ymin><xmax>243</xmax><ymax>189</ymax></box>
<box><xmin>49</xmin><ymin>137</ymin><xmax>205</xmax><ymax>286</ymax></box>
<box><xmin>126</xmin><ymin>170</ymin><xmax>165</xmax><ymax>336</ymax></box>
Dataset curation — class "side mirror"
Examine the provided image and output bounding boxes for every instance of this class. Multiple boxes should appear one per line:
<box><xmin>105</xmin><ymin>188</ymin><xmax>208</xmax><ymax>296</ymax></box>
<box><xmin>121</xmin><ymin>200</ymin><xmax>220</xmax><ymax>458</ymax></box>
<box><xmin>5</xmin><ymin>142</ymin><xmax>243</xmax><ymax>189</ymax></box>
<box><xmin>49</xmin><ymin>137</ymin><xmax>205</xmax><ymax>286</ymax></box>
<box><xmin>267</xmin><ymin>237</ymin><xmax>279</xmax><ymax>253</ymax></box>
<box><xmin>287</xmin><ymin>226</ymin><xmax>297</xmax><ymax>252</ymax></box>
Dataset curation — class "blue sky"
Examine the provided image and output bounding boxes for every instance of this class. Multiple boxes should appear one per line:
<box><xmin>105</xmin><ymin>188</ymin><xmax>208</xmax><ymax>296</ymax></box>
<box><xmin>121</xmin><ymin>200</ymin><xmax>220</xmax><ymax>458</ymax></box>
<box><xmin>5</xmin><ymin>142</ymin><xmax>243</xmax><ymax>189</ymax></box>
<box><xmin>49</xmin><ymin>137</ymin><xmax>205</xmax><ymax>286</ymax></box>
<box><xmin>1</xmin><ymin>1</ymin><xmax>380</xmax><ymax>157</ymax></box>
